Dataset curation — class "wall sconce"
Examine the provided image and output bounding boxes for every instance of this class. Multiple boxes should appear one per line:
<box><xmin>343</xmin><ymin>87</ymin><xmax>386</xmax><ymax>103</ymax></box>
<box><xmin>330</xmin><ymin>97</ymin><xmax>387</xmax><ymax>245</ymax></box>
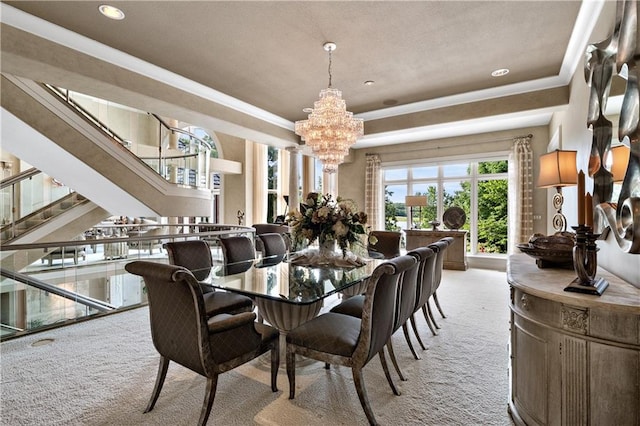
<box><xmin>405</xmin><ymin>195</ymin><xmax>428</xmax><ymax>229</ymax></box>
<box><xmin>537</xmin><ymin>149</ymin><xmax>578</xmax><ymax>232</ymax></box>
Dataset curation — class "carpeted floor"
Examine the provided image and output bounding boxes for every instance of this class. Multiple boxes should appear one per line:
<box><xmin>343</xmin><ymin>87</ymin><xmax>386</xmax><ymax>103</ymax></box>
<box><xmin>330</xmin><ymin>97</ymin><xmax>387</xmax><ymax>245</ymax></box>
<box><xmin>1</xmin><ymin>268</ymin><xmax>514</xmax><ymax>425</ymax></box>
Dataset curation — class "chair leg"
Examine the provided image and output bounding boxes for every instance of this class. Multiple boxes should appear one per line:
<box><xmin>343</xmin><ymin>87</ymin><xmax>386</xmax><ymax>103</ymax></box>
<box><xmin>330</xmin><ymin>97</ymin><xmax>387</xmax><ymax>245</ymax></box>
<box><xmin>409</xmin><ymin>315</ymin><xmax>428</xmax><ymax>351</ymax></box>
<box><xmin>421</xmin><ymin>305</ymin><xmax>438</xmax><ymax>336</ymax></box>
<box><xmin>198</xmin><ymin>376</ymin><xmax>218</xmax><ymax>426</ymax></box>
<box><xmin>402</xmin><ymin>321</ymin><xmax>420</xmax><ymax>359</ymax></box>
<box><xmin>144</xmin><ymin>356</ymin><xmax>170</xmax><ymax>413</ymax></box>
<box><xmin>385</xmin><ymin>340</ymin><xmax>406</xmax><ymax>381</ymax></box>
<box><xmin>286</xmin><ymin>346</ymin><xmax>296</xmax><ymax>399</ymax></box>
<box><xmin>270</xmin><ymin>344</ymin><xmax>279</xmax><ymax>392</ymax></box>
<box><xmin>377</xmin><ymin>349</ymin><xmax>400</xmax><ymax>396</ymax></box>
<box><xmin>433</xmin><ymin>291</ymin><xmax>446</xmax><ymax>318</ymax></box>
<box><xmin>426</xmin><ymin>300</ymin><xmax>440</xmax><ymax>329</ymax></box>
<box><xmin>402</xmin><ymin>322</ymin><xmax>421</xmax><ymax>360</ymax></box>
<box><xmin>352</xmin><ymin>367</ymin><xmax>379</xmax><ymax>426</ymax></box>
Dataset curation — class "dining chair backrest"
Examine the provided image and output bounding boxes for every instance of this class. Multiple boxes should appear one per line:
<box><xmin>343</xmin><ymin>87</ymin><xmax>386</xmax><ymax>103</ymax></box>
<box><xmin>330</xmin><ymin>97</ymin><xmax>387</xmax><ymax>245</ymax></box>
<box><xmin>356</xmin><ymin>254</ymin><xmax>418</xmax><ymax>364</ymax></box>
<box><xmin>407</xmin><ymin>246</ymin><xmax>436</xmax><ymax>312</ymax></box>
<box><xmin>218</xmin><ymin>236</ymin><xmax>256</xmax><ymax>275</ymax></box>
<box><xmin>428</xmin><ymin>240</ymin><xmax>449</xmax><ymax>292</ymax></box>
<box><xmin>367</xmin><ymin>230</ymin><xmax>402</xmax><ymax>259</ymax></box>
<box><xmin>219</xmin><ymin>236</ymin><xmax>255</xmax><ymax>264</ymax></box>
<box><xmin>164</xmin><ymin>240</ymin><xmax>213</xmax><ymax>282</ymax></box>
<box><xmin>393</xmin><ymin>253</ymin><xmax>420</xmax><ymax>332</ymax></box>
<box><xmin>258</xmin><ymin>233</ymin><xmax>287</xmax><ymax>258</ymax></box>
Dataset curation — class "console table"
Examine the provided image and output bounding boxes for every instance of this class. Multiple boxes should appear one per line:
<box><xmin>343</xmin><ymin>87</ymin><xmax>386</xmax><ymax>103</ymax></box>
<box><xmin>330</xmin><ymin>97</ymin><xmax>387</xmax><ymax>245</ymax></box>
<box><xmin>507</xmin><ymin>254</ymin><xmax>639</xmax><ymax>425</ymax></box>
<box><xmin>405</xmin><ymin>229</ymin><xmax>468</xmax><ymax>270</ymax></box>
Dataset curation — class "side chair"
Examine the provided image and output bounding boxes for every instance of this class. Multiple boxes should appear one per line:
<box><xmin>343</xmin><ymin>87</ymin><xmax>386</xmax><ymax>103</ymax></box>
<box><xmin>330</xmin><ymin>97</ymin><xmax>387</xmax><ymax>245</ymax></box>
<box><xmin>286</xmin><ymin>255</ymin><xmax>418</xmax><ymax>426</ymax></box>
<box><xmin>433</xmin><ymin>236</ymin><xmax>455</xmax><ymax>318</ymax></box>
<box><xmin>405</xmin><ymin>246</ymin><xmax>437</xmax><ymax>345</ymax></box>
<box><xmin>164</xmin><ymin>240</ymin><xmax>254</xmax><ymax>317</ymax></box>
<box><xmin>330</xmin><ymin>250</ymin><xmax>421</xmax><ymax>387</ymax></box>
<box><xmin>218</xmin><ymin>236</ymin><xmax>256</xmax><ymax>275</ymax></box>
<box><xmin>367</xmin><ymin>230</ymin><xmax>402</xmax><ymax>259</ymax></box>
<box><xmin>425</xmin><ymin>240</ymin><xmax>450</xmax><ymax>329</ymax></box>
<box><xmin>124</xmin><ymin>261</ymin><xmax>279</xmax><ymax>426</ymax></box>
<box><xmin>257</xmin><ymin>232</ymin><xmax>287</xmax><ymax>265</ymax></box>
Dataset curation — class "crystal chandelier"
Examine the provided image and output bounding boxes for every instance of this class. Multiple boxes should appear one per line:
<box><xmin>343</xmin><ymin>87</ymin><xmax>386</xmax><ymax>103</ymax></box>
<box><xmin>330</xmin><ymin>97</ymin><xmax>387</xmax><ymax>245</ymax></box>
<box><xmin>295</xmin><ymin>42</ymin><xmax>364</xmax><ymax>173</ymax></box>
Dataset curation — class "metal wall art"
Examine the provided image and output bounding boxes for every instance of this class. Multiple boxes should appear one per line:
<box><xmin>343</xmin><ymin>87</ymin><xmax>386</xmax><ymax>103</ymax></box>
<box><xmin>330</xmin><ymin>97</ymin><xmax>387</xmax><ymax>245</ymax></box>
<box><xmin>586</xmin><ymin>0</ymin><xmax>640</xmax><ymax>254</ymax></box>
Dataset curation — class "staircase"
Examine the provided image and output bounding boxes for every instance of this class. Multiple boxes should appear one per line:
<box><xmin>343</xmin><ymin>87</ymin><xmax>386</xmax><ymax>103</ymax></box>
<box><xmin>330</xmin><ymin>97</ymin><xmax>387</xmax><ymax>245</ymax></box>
<box><xmin>1</xmin><ymin>73</ymin><xmax>213</xmax><ymax>218</ymax></box>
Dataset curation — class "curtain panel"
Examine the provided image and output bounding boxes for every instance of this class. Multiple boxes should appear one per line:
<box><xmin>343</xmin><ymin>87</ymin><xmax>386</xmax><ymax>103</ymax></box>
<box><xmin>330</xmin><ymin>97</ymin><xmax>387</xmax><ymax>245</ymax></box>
<box><xmin>365</xmin><ymin>154</ymin><xmax>382</xmax><ymax>230</ymax></box>
<box><xmin>508</xmin><ymin>136</ymin><xmax>534</xmax><ymax>253</ymax></box>
<box><xmin>252</xmin><ymin>143</ymin><xmax>268</xmax><ymax>223</ymax></box>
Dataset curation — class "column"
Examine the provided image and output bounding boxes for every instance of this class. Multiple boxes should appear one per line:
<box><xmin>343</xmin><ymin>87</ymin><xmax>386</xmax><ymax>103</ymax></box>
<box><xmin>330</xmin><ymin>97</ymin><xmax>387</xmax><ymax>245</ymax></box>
<box><xmin>323</xmin><ymin>170</ymin><xmax>337</xmax><ymax>198</ymax></box>
<box><xmin>286</xmin><ymin>147</ymin><xmax>300</xmax><ymax>213</ymax></box>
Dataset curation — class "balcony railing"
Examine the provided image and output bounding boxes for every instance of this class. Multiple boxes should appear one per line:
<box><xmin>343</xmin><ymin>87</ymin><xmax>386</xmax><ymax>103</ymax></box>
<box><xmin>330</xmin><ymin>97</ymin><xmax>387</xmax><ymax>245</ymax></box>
<box><xmin>0</xmin><ymin>225</ymin><xmax>255</xmax><ymax>341</ymax></box>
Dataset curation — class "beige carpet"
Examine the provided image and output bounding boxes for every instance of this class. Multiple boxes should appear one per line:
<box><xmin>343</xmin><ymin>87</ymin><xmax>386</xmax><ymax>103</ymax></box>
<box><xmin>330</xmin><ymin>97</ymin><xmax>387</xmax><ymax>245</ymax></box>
<box><xmin>1</xmin><ymin>268</ymin><xmax>514</xmax><ymax>426</ymax></box>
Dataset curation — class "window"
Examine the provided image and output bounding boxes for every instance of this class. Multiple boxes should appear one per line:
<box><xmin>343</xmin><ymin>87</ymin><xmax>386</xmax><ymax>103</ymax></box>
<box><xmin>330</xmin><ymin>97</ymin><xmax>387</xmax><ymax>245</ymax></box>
<box><xmin>382</xmin><ymin>158</ymin><xmax>509</xmax><ymax>255</ymax></box>
<box><xmin>267</xmin><ymin>147</ymin><xmax>279</xmax><ymax>222</ymax></box>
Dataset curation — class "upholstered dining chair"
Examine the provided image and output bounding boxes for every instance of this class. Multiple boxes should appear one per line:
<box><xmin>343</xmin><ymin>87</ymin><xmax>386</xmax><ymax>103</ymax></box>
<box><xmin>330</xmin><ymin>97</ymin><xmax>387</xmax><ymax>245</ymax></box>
<box><xmin>257</xmin><ymin>233</ymin><xmax>287</xmax><ymax>265</ymax></box>
<box><xmin>164</xmin><ymin>240</ymin><xmax>254</xmax><ymax>317</ymax></box>
<box><xmin>218</xmin><ymin>236</ymin><xmax>257</xmax><ymax>275</ymax></box>
<box><xmin>330</xmin><ymin>250</ymin><xmax>421</xmax><ymax>385</ymax></box>
<box><xmin>424</xmin><ymin>239</ymin><xmax>450</xmax><ymax>329</ymax></box>
<box><xmin>124</xmin><ymin>261</ymin><xmax>279</xmax><ymax>426</ymax></box>
<box><xmin>432</xmin><ymin>236</ymin><xmax>454</xmax><ymax>318</ymax></box>
<box><xmin>367</xmin><ymin>230</ymin><xmax>402</xmax><ymax>259</ymax></box>
<box><xmin>405</xmin><ymin>246</ymin><xmax>437</xmax><ymax>346</ymax></box>
<box><xmin>286</xmin><ymin>255</ymin><xmax>418</xmax><ymax>426</ymax></box>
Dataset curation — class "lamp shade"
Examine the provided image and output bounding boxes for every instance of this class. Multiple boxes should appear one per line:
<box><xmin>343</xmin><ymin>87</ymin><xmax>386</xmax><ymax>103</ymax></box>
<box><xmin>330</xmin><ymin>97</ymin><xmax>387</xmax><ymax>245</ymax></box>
<box><xmin>405</xmin><ymin>195</ymin><xmax>428</xmax><ymax>207</ymax></box>
<box><xmin>537</xmin><ymin>149</ymin><xmax>578</xmax><ymax>188</ymax></box>
<box><xmin>609</xmin><ymin>145</ymin><xmax>630</xmax><ymax>182</ymax></box>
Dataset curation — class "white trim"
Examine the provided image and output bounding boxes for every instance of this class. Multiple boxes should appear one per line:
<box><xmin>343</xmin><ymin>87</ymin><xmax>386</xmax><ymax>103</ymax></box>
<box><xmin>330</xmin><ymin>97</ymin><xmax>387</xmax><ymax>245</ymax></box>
<box><xmin>0</xmin><ymin>3</ymin><xmax>293</xmax><ymax>131</ymax></box>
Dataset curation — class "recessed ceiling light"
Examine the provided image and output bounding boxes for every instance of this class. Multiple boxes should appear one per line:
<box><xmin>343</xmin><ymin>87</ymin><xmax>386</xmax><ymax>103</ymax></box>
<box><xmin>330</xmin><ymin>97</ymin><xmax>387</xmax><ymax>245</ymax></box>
<box><xmin>364</xmin><ymin>80</ymin><xmax>375</xmax><ymax>86</ymax></box>
<box><xmin>491</xmin><ymin>68</ymin><xmax>509</xmax><ymax>77</ymax></box>
<box><xmin>302</xmin><ymin>107</ymin><xmax>313</xmax><ymax>113</ymax></box>
<box><xmin>99</xmin><ymin>5</ymin><xmax>125</xmax><ymax>20</ymax></box>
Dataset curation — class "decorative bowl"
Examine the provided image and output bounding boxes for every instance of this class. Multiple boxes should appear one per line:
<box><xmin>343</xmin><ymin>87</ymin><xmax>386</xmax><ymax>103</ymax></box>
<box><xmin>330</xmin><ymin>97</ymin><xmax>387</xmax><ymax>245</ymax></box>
<box><xmin>516</xmin><ymin>243</ymin><xmax>574</xmax><ymax>269</ymax></box>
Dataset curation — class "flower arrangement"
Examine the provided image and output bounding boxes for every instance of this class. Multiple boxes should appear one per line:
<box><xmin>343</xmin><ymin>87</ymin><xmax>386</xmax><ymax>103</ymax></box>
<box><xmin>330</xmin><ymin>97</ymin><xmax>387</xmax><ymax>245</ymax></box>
<box><xmin>287</xmin><ymin>192</ymin><xmax>369</xmax><ymax>256</ymax></box>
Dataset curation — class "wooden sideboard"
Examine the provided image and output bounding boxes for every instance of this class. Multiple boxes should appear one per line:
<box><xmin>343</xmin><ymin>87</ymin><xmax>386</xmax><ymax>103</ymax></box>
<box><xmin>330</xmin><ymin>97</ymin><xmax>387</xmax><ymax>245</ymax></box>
<box><xmin>507</xmin><ymin>254</ymin><xmax>640</xmax><ymax>425</ymax></box>
<box><xmin>405</xmin><ymin>229</ymin><xmax>468</xmax><ymax>270</ymax></box>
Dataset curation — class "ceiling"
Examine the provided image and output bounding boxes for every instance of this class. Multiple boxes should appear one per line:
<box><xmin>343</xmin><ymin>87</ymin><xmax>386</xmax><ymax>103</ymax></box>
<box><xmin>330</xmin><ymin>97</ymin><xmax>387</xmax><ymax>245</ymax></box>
<box><xmin>1</xmin><ymin>1</ymin><xmax>612</xmax><ymax>149</ymax></box>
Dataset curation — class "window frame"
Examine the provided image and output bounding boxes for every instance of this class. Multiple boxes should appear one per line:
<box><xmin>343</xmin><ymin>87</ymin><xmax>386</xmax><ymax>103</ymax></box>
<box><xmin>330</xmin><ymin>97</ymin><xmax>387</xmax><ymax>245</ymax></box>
<box><xmin>382</xmin><ymin>154</ymin><xmax>509</xmax><ymax>256</ymax></box>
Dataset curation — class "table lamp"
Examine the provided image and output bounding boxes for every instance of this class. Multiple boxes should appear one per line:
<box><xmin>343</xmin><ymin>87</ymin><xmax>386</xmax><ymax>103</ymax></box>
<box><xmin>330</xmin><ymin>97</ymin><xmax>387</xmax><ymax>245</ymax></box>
<box><xmin>609</xmin><ymin>145</ymin><xmax>631</xmax><ymax>183</ymax></box>
<box><xmin>405</xmin><ymin>195</ymin><xmax>428</xmax><ymax>229</ymax></box>
<box><xmin>537</xmin><ymin>149</ymin><xmax>578</xmax><ymax>232</ymax></box>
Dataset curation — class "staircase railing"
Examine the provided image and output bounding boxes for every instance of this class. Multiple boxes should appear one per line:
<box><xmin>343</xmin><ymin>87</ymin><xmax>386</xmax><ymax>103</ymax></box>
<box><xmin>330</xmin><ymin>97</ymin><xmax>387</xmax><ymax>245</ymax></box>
<box><xmin>43</xmin><ymin>84</ymin><xmax>212</xmax><ymax>189</ymax></box>
<box><xmin>0</xmin><ymin>225</ymin><xmax>256</xmax><ymax>341</ymax></box>
<box><xmin>0</xmin><ymin>168</ymin><xmax>80</xmax><ymax>241</ymax></box>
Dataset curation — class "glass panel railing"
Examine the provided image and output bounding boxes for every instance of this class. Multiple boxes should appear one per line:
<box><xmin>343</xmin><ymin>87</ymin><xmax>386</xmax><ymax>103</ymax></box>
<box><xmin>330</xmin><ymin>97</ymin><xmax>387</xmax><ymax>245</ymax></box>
<box><xmin>0</xmin><ymin>274</ymin><xmax>107</xmax><ymax>339</ymax></box>
<box><xmin>45</xmin><ymin>85</ymin><xmax>212</xmax><ymax>189</ymax></box>
<box><xmin>0</xmin><ymin>168</ymin><xmax>77</xmax><ymax>241</ymax></box>
<box><xmin>0</xmin><ymin>225</ymin><xmax>256</xmax><ymax>340</ymax></box>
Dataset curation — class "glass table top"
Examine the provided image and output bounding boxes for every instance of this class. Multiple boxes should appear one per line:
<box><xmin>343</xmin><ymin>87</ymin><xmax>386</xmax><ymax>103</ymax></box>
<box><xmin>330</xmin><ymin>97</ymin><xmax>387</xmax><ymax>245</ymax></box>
<box><xmin>194</xmin><ymin>254</ymin><xmax>383</xmax><ymax>305</ymax></box>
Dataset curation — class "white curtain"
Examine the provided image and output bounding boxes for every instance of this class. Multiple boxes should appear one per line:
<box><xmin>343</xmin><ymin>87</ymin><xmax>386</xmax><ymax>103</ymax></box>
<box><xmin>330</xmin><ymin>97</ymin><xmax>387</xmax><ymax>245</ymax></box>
<box><xmin>365</xmin><ymin>154</ymin><xmax>382</xmax><ymax>230</ymax></box>
<box><xmin>508</xmin><ymin>136</ymin><xmax>534</xmax><ymax>253</ymax></box>
<box><xmin>279</xmin><ymin>149</ymin><xmax>290</xmax><ymax>216</ymax></box>
<box><xmin>252</xmin><ymin>143</ymin><xmax>268</xmax><ymax>223</ymax></box>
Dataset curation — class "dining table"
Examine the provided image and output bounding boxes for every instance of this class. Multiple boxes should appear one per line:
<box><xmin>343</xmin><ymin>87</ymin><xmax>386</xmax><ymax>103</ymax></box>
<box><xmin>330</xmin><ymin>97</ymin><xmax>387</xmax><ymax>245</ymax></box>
<box><xmin>196</xmin><ymin>252</ymin><xmax>384</xmax><ymax>334</ymax></box>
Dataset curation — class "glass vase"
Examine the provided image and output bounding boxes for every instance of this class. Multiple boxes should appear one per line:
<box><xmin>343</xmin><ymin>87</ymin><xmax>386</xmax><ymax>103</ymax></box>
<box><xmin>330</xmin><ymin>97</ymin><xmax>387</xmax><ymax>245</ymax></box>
<box><xmin>318</xmin><ymin>238</ymin><xmax>336</xmax><ymax>258</ymax></box>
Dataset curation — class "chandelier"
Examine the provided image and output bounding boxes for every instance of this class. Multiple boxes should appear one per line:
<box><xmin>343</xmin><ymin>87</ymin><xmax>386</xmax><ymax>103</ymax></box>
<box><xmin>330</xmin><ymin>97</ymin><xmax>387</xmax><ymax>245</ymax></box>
<box><xmin>295</xmin><ymin>42</ymin><xmax>364</xmax><ymax>173</ymax></box>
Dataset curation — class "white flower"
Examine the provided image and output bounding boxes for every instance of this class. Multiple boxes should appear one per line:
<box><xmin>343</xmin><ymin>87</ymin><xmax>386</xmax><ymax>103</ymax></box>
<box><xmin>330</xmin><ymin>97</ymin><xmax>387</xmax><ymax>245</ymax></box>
<box><xmin>332</xmin><ymin>221</ymin><xmax>348</xmax><ymax>237</ymax></box>
<box><xmin>317</xmin><ymin>206</ymin><xmax>331</xmax><ymax>218</ymax></box>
